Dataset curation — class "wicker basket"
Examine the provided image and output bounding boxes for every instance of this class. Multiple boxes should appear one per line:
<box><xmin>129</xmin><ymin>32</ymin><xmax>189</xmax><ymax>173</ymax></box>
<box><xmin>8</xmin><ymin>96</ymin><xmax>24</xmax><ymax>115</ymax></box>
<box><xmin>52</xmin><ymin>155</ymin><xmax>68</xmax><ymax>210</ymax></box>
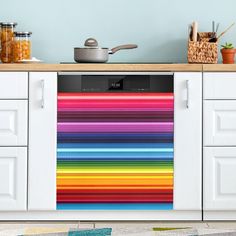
<box><xmin>188</xmin><ymin>32</ymin><xmax>218</xmax><ymax>64</ymax></box>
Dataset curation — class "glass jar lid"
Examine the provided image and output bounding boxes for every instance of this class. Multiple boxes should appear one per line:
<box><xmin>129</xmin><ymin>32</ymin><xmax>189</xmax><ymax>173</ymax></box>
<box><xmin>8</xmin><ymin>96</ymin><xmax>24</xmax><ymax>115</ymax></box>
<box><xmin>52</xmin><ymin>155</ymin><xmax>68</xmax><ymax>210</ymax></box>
<box><xmin>14</xmin><ymin>31</ymin><xmax>32</xmax><ymax>37</ymax></box>
<box><xmin>0</xmin><ymin>22</ymin><xmax>17</xmax><ymax>27</ymax></box>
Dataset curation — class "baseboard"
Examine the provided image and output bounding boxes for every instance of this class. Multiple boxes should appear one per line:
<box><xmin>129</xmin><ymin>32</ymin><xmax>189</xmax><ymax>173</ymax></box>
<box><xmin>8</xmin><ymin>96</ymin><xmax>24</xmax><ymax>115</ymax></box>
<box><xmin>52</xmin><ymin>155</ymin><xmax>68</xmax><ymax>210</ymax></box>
<box><xmin>0</xmin><ymin>210</ymin><xmax>202</xmax><ymax>221</ymax></box>
<box><xmin>204</xmin><ymin>211</ymin><xmax>236</xmax><ymax>220</ymax></box>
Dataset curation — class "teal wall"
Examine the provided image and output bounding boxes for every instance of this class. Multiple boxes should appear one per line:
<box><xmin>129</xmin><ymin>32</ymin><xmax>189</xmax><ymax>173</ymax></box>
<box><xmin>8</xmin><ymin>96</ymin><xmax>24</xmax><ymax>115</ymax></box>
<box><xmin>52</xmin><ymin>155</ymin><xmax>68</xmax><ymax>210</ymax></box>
<box><xmin>1</xmin><ymin>0</ymin><xmax>236</xmax><ymax>63</ymax></box>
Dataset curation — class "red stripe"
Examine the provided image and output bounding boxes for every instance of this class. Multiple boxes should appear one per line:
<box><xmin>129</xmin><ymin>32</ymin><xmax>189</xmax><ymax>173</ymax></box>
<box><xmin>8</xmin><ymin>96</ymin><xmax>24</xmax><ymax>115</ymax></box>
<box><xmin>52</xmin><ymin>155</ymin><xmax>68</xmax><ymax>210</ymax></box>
<box><xmin>57</xmin><ymin>189</ymin><xmax>173</xmax><ymax>195</ymax></box>
<box><xmin>57</xmin><ymin>194</ymin><xmax>173</xmax><ymax>203</ymax></box>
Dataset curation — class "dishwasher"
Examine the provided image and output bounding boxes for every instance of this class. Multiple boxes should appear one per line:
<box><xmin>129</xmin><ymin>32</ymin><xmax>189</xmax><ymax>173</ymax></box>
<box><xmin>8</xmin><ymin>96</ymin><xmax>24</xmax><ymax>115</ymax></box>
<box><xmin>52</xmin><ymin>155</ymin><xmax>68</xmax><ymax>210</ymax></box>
<box><xmin>57</xmin><ymin>72</ymin><xmax>174</xmax><ymax>210</ymax></box>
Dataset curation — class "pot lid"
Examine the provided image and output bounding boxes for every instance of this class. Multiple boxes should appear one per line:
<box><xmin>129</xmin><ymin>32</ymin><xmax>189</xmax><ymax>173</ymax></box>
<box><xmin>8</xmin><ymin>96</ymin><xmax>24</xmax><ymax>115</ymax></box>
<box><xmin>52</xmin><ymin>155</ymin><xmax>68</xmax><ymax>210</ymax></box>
<box><xmin>74</xmin><ymin>37</ymin><xmax>109</xmax><ymax>49</ymax></box>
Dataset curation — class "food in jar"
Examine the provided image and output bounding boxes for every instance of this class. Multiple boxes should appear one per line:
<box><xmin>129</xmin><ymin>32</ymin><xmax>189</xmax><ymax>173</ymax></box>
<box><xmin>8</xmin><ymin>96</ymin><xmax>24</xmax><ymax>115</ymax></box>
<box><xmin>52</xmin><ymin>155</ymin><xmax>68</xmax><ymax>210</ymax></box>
<box><xmin>13</xmin><ymin>31</ymin><xmax>32</xmax><ymax>63</ymax></box>
<box><xmin>0</xmin><ymin>23</ymin><xmax>17</xmax><ymax>63</ymax></box>
<box><xmin>13</xmin><ymin>40</ymin><xmax>31</xmax><ymax>62</ymax></box>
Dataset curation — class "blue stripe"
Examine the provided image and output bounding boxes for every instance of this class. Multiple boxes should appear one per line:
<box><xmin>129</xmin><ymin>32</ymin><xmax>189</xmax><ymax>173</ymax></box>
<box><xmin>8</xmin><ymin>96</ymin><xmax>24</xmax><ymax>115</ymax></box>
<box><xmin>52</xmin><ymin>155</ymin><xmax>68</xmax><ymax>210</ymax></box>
<box><xmin>57</xmin><ymin>203</ymin><xmax>173</xmax><ymax>210</ymax></box>
<box><xmin>57</xmin><ymin>148</ymin><xmax>173</xmax><ymax>152</ymax></box>
<box><xmin>57</xmin><ymin>151</ymin><xmax>173</xmax><ymax>158</ymax></box>
<box><xmin>58</xmin><ymin>133</ymin><xmax>173</xmax><ymax>138</ymax></box>
<box><xmin>57</xmin><ymin>157</ymin><xmax>173</xmax><ymax>161</ymax></box>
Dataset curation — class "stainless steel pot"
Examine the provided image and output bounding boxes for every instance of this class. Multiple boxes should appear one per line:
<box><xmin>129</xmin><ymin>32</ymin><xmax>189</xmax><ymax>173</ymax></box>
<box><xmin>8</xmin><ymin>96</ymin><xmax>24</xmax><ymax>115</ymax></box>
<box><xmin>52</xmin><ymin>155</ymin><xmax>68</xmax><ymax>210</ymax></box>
<box><xmin>74</xmin><ymin>38</ymin><xmax>138</xmax><ymax>63</ymax></box>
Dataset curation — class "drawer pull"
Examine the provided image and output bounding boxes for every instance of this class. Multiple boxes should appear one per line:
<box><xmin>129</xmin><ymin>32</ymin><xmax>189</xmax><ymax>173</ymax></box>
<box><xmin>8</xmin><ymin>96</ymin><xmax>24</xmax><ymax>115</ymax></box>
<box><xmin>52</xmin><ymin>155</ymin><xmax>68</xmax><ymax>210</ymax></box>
<box><xmin>41</xmin><ymin>80</ymin><xmax>45</xmax><ymax>109</ymax></box>
<box><xmin>186</xmin><ymin>80</ymin><xmax>190</xmax><ymax>109</ymax></box>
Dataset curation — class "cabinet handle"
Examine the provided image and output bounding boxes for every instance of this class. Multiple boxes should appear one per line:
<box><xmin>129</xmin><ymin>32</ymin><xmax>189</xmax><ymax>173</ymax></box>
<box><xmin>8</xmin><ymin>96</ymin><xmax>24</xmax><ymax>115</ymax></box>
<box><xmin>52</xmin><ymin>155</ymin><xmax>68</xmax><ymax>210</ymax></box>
<box><xmin>186</xmin><ymin>80</ymin><xmax>190</xmax><ymax>109</ymax></box>
<box><xmin>41</xmin><ymin>80</ymin><xmax>45</xmax><ymax>109</ymax></box>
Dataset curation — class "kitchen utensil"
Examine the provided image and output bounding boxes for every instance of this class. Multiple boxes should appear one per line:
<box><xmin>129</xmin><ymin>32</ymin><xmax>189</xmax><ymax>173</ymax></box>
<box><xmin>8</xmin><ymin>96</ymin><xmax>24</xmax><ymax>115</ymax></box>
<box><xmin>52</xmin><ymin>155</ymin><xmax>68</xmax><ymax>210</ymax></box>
<box><xmin>212</xmin><ymin>21</ymin><xmax>215</xmax><ymax>33</ymax></box>
<box><xmin>192</xmin><ymin>21</ymin><xmax>198</xmax><ymax>42</ymax></box>
<box><xmin>74</xmin><ymin>38</ymin><xmax>138</xmax><ymax>63</ymax></box>
<box><xmin>189</xmin><ymin>25</ymin><xmax>193</xmax><ymax>41</ymax></box>
<box><xmin>217</xmin><ymin>22</ymin><xmax>235</xmax><ymax>39</ymax></box>
<box><xmin>209</xmin><ymin>22</ymin><xmax>235</xmax><ymax>42</ymax></box>
<box><xmin>216</xmin><ymin>23</ymin><xmax>220</xmax><ymax>33</ymax></box>
<box><xmin>209</xmin><ymin>21</ymin><xmax>219</xmax><ymax>42</ymax></box>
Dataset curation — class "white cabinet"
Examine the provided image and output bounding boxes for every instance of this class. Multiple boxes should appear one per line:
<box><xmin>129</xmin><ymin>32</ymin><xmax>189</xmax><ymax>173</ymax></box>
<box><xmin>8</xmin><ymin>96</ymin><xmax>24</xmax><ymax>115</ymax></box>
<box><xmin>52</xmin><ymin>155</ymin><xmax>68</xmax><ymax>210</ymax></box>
<box><xmin>204</xmin><ymin>72</ymin><xmax>236</xmax><ymax>220</ymax></box>
<box><xmin>204</xmin><ymin>73</ymin><xmax>236</xmax><ymax>99</ymax></box>
<box><xmin>174</xmin><ymin>72</ymin><xmax>202</xmax><ymax>210</ymax></box>
<box><xmin>0</xmin><ymin>147</ymin><xmax>27</xmax><ymax>210</ymax></box>
<box><xmin>204</xmin><ymin>147</ymin><xmax>236</xmax><ymax>210</ymax></box>
<box><xmin>204</xmin><ymin>101</ymin><xmax>236</xmax><ymax>146</ymax></box>
<box><xmin>28</xmin><ymin>72</ymin><xmax>57</xmax><ymax>210</ymax></box>
<box><xmin>0</xmin><ymin>70</ymin><xmax>203</xmax><ymax>219</ymax></box>
<box><xmin>0</xmin><ymin>100</ymin><xmax>28</xmax><ymax>146</ymax></box>
<box><xmin>0</xmin><ymin>72</ymin><xmax>28</xmax><ymax>99</ymax></box>
<box><xmin>0</xmin><ymin>72</ymin><xmax>28</xmax><ymax>212</ymax></box>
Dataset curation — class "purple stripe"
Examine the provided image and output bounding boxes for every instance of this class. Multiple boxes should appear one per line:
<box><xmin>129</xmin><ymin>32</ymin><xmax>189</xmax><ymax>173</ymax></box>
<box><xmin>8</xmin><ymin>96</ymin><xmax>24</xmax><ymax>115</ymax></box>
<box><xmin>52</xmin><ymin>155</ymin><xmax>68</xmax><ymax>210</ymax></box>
<box><xmin>57</xmin><ymin>122</ymin><xmax>173</xmax><ymax>133</ymax></box>
<box><xmin>58</xmin><ymin>118</ymin><xmax>174</xmax><ymax>122</ymax></box>
<box><xmin>58</xmin><ymin>108</ymin><xmax>174</xmax><ymax>112</ymax></box>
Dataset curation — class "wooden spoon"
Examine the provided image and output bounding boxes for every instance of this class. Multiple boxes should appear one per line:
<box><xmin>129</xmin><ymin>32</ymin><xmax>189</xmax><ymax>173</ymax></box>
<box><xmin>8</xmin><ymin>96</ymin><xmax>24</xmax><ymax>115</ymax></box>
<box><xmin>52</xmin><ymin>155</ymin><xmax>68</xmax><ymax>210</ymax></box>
<box><xmin>209</xmin><ymin>22</ymin><xmax>235</xmax><ymax>42</ymax></box>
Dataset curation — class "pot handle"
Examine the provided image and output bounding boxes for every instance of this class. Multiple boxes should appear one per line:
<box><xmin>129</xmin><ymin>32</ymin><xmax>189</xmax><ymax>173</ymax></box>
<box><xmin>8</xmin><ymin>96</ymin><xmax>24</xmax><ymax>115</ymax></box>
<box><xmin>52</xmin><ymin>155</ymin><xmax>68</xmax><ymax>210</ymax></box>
<box><xmin>109</xmin><ymin>44</ymin><xmax>138</xmax><ymax>54</ymax></box>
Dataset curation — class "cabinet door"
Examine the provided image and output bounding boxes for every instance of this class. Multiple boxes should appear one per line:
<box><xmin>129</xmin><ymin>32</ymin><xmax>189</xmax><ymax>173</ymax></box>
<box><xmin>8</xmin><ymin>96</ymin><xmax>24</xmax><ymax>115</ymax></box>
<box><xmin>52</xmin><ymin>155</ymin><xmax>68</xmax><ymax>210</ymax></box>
<box><xmin>0</xmin><ymin>72</ymin><xmax>28</xmax><ymax>99</ymax></box>
<box><xmin>0</xmin><ymin>100</ymin><xmax>28</xmax><ymax>146</ymax></box>
<box><xmin>174</xmin><ymin>72</ymin><xmax>202</xmax><ymax>210</ymax></box>
<box><xmin>28</xmin><ymin>72</ymin><xmax>57</xmax><ymax>210</ymax></box>
<box><xmin>204</xmin><ymin>101</ymin><xmax>236</xmax><ymax>146</ymax></box>
<box><xmin>204</xmin><ymin>147</ymin><xmax>236</xmax><ymax>210</ymax></box>
<box><xmin>204</xmin><ymin>72</ymin><xmax>236</xmax><ymax>99</ymax></box>
<box><xmin>0</xmin><ymin>147</ymin><xmax>27</xmax><ymax>210</ymax></box>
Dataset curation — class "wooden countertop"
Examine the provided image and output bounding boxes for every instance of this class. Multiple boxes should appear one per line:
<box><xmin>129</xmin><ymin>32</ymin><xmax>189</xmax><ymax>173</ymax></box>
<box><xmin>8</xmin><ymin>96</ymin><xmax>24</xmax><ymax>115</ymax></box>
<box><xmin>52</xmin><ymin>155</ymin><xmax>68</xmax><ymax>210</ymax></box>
<box><xmin>0</xmin><ymin>63</ymin><xmax>236</xmax><ymax>72</ymax></box>
<box><xmin>203</xmin><ymin>64</ymin><xmax>236</xmax><ymax>72</ymax></box>
<box><xmin>0</xmin><ymin>63</ymin><xmax>202</xmax><ymax>72</ymax></box>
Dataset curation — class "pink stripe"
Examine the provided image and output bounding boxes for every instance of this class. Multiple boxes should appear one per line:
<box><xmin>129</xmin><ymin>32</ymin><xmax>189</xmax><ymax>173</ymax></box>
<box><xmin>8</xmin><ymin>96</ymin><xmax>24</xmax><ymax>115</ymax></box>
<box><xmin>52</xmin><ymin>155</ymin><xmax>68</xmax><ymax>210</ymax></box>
<box><xmin>58</xmin><ymin>92</ymin><xmax>174</xmax><ymax>100</ymax></box>
<box><xmin>57</xmin><ymin>122</ymin><xmax>173</xmax><ymax>133</ymax></box>
<box><xmin>58</xmin><ymin>102</ymin><xmax>173</xmax><ymax>109</ymax></box>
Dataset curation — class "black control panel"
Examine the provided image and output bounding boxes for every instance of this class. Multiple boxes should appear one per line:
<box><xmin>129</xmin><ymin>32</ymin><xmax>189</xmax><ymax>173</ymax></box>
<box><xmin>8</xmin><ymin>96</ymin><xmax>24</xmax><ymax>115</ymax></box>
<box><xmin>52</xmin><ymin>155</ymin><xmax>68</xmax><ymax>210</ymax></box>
<box><xmin>58</xmin><ymin>74</ymin><xmax>173</xmax><ymax>93</ymax></box>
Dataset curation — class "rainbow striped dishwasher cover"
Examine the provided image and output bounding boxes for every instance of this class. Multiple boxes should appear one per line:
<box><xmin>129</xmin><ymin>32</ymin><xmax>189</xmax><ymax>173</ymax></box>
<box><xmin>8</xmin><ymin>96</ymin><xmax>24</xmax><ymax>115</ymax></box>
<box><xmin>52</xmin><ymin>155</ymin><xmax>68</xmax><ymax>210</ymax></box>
<box><xmin>57</xmin><ymin>76</ymin><xmax>174</xmax><ymax>210</ymax></box>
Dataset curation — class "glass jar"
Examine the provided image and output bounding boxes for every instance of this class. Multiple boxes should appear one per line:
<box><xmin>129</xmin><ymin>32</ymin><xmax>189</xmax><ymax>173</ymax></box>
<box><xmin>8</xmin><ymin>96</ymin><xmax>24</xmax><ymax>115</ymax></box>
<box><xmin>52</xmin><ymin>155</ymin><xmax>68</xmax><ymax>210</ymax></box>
<box><xmin>13</xmin><ymin>32</ymin><xmax>32</xmax><ymax>63</ymax></box>
<box><xmin>0</xmin><ymin>22</ymin><xmax>17</xmax><ymax>63</ymax></box>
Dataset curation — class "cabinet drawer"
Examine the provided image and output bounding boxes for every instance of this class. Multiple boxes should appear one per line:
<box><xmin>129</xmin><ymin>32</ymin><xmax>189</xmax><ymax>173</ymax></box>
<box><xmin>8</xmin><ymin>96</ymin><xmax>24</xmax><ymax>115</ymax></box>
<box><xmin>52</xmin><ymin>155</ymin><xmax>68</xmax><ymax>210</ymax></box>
<box><xmin>204</xmin><ymin>72</ymin><xmax>236</xmax><ymax>99</ymax></box>
<box><xmin>0</xmin><ymin>72</ymin><xmax>28</xmax><ymax>99</ymax></box>
<box><xmin>0</xmin><ymin>100</ymin><xmax>28</xmax><ymax>146</ymax></box>
<box><xmin>204</xmin><ymin>100</ymin><xmax>236</xmax><ymax>146</ymax></box>
<box><xmin>0</xmin><ymin>147</ymin><xmax>27</xmax><ymax>210</ymax></box>
<box><xmin>204</xmin><ymin>147</ymin><xmax>236</xmax><ymax>210</ymax></box>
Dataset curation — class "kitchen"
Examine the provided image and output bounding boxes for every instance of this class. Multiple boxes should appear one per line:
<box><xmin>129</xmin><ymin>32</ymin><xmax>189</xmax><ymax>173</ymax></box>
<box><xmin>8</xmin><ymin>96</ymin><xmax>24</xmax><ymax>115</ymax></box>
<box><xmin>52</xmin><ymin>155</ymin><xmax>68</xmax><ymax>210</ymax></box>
<box><xmin>1</xmin><ymin>0</ymin><xmax>236</xmax><ymax>235</ymax></box>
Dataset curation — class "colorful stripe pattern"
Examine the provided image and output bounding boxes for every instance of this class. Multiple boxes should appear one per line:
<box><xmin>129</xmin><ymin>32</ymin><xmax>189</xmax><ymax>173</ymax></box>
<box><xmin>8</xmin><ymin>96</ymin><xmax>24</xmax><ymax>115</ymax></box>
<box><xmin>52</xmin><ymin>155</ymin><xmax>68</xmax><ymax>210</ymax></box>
<box><xmin>57</xmin><ymin>93</ymin><xmax>174</xmax><ymax>210</ymax></box>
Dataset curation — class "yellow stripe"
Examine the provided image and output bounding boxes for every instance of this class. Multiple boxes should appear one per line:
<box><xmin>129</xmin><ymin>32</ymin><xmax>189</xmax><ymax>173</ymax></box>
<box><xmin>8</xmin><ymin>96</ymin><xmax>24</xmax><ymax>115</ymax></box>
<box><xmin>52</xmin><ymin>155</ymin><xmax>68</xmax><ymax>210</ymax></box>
<box><xmin>57</xmin><ymin>175</ymin><xmax>173</xmax><ymax>181</ymax></box>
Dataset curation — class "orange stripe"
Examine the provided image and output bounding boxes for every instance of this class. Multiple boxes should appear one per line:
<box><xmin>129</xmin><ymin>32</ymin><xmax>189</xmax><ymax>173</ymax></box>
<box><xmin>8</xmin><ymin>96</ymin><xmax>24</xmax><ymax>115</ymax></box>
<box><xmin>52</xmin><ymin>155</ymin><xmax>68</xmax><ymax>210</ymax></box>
<box><xmin>57</xmin><ymin>178</ymin><xmax>172</xmax><ymax>186</ymax></box>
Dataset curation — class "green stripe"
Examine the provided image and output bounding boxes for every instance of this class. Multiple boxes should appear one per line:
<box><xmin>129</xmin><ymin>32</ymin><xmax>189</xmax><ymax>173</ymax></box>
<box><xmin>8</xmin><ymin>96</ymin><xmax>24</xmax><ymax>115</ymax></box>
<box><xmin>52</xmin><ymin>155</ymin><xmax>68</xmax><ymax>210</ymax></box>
<box><xmin>57</xmin><ymin>166</ymin><xmax>173</xmax><ymax>170</ymax></box>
